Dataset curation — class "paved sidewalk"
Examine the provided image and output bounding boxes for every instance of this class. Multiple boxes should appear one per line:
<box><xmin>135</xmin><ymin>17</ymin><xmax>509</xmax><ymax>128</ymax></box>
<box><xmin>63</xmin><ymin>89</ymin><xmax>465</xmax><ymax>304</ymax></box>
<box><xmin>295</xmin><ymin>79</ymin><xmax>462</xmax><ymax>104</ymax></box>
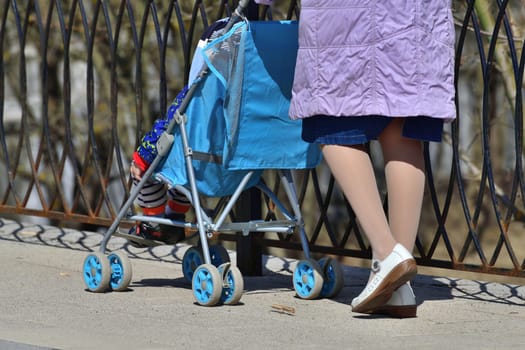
<box><xmin>0</xmin><ymin>218</ymin><xmax>524</xmax><ymax>350</ymax></box>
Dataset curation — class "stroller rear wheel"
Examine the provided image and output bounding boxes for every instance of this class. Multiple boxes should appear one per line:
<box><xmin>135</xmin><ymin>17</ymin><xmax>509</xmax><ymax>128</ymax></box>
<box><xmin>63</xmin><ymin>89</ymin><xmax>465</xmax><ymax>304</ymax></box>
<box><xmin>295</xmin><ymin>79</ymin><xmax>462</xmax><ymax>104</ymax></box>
<box><xmin>209</xmin><ymin>244</ymin><xmax>230</xmax><ymax>267</ymax></box>
<box><xmin>108</xmin><ymin>251</ymin><xmax>133</xmax><ymax>291</ymax></box>
<box><xmin>318</xmin><ymin>257</ymin><xmax>344</xmax><ymax>298</ymax></box>
<box><xmin>83</xmin><ymin>252</ymin><xmax>111</xmax><ymax>293</ymax></box>
<box><xmin>293</xmin><ymin>258</ymin><xmax>324</xmax><ymax>300</ymax></box>
<box><xmin>182</xmin><ymin>246</ymin><xmax>204</xmax><ymax>283</ymax></box>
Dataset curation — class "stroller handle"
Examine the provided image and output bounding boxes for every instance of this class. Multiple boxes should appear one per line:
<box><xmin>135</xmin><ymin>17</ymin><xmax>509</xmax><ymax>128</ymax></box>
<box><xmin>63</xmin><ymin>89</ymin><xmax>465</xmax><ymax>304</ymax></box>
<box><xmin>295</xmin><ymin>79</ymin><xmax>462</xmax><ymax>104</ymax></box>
<box><xmin>224</xmin><ymin>0</ymin><xmax>251</xmax><ymax>31</ymax></box>
<box><xmin>235</xmin><ymin>0</ymin><xmax>251</xmax><ymax>16</ymax></box>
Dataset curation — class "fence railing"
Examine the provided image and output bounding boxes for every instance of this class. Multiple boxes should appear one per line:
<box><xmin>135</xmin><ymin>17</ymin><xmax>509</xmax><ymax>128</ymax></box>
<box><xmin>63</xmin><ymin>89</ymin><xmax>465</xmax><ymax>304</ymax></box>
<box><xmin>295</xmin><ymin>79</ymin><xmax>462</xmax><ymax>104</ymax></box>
<box><xmin>1</xmin><ymin>0</ymin><xmax>524</xmax><ymax>278</ymax></box>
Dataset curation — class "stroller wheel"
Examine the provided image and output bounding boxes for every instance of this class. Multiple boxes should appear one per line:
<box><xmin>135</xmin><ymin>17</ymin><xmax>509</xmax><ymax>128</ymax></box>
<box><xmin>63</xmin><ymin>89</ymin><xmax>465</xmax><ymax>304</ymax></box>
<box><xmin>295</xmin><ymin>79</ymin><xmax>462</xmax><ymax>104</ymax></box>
<box><xmin>218</xmin><ymin>263</ymin><xmax>244</xmax><ymax>305</ymax></box>
<box><xmin>182</xmin><ymin>246</ymin><xmax>204</xmax><ymax>283</ymax></box>
<box><xmin>209</xmin><ymin>245</ymin><xmax>230</xmax><ymax>267</ymax></box>
<box><xmin>108</xmin><ymin>251</ymin><xmax>133</xmax><ymax>291</ymax></box>
<box><xmin>83</xmin><ymin>252</ymin><xmax>111</xmax><ymax>293</ymax></box>
<box><xmin>293</xmin><ymin>258</ymin><xmax>324</xmax><ymax>300</ymax></box>
<box><xmin>318</xmin><ymin>257</ymin><xmax>344</xmax><ymax>298</ymax></box>
<box><xmin>192</xmin><ymin>264</ymin><xmax>223</xmax><ymax>306</ymax></box>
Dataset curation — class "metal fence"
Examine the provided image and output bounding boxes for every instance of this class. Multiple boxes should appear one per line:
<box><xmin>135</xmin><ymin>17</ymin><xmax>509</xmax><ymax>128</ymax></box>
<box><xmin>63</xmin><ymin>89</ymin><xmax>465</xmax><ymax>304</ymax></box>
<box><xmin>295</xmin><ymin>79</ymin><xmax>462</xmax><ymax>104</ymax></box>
<box><xmin>1</xmin><ymin>0</ymin><xmax>524</xmax><ymax>278</ymax></box>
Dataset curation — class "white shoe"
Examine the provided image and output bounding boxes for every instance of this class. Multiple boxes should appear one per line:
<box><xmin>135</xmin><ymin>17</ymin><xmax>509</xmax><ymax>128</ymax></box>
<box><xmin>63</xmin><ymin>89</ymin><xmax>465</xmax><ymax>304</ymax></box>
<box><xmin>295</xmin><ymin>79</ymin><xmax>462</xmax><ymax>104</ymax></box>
<box><xmin>366</xmin><ymin>283</ymin><xmax>417</xmax><ymax>318</ymax></box>
<box><xmin>351</xmin><ymin>244</ymin><xmax>417</xmax><ymax>314</ymax></box>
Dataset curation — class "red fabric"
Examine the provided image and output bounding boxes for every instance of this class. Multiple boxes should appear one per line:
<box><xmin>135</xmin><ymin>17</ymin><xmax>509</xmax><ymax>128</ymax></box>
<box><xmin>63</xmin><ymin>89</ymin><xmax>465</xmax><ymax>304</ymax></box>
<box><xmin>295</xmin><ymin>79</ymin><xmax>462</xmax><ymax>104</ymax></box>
<box><xmin>142</xmin><ymin>205</ymin><xmax>166</xmax><ymax>216</ymax></box>
<box><xmin>133</xmin><ymin>152</ymin><xmax>149</xmax><ymax>172</ymax></box>
<box><xmin>167</xmin><ymin>199</ymin><xmax>190</xmax><ymax>213</ymax></box>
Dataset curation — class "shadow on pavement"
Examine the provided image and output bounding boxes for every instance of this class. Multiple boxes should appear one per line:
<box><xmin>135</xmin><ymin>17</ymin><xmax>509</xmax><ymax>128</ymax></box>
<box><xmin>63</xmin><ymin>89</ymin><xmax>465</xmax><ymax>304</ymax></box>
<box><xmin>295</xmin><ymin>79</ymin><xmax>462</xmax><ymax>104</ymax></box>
<box><xmin>1</xmin><ymin>218</ymin><xmax>523</xmax><ymax>308</ymax></box>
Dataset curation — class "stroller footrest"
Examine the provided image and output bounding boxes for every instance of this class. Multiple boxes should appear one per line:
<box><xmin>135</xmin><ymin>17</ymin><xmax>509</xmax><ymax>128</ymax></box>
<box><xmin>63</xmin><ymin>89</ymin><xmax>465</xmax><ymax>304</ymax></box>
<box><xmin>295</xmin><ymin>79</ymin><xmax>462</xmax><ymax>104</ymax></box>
<box><xmin>215</xmin><ymin>220</ymin><xmax>297</xmax><ymax>235</ymax></box>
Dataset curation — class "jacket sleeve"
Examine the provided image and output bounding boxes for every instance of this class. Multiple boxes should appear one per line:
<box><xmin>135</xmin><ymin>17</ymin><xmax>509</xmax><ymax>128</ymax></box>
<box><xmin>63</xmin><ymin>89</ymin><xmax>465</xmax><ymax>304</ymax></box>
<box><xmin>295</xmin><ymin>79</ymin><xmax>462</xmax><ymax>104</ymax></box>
<box><xmin>134</xmin><ymin>86</ymin><xmax>189</xmax><ymax>170</ymax></box>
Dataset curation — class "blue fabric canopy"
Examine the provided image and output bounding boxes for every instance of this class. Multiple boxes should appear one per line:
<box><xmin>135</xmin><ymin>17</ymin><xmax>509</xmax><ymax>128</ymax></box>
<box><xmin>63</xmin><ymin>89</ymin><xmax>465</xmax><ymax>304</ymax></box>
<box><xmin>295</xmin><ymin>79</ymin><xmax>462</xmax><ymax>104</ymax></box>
<box><xmin>156</xmin><ymin>20</ymin><xmax>321</xmax><ymax>197</ymax></box>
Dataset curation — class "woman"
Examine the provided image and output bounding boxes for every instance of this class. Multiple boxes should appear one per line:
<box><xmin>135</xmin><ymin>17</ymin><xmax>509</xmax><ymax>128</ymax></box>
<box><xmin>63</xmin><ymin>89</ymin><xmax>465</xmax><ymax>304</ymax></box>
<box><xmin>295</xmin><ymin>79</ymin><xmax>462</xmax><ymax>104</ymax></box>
<box><xmin>289</xmin><ymin>0</ymin><xmax>456</xmax><ymax>317</ymax></box>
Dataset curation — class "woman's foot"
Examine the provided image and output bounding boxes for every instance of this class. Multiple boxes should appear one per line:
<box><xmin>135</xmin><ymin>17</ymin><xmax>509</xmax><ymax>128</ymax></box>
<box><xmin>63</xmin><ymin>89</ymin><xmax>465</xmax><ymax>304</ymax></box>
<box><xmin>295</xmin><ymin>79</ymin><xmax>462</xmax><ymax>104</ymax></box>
<box><xmin>365</xmin><ymin>283</ymin><xmax>417</xmax><ymax>318</ymax></box>
<box><xmin>351</xmin><ymin>243</ymin><xmax>417</xmax><ymax>314</ymax></box>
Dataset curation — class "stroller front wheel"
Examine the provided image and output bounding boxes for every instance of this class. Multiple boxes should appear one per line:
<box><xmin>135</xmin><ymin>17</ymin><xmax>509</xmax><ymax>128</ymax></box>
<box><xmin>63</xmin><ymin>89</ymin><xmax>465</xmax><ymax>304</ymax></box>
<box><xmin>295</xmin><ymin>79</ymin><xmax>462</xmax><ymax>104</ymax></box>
<box><xmin>192</xmin><ymin>264</ymin><xmax>223</xmax><ymax>306</ymax></box>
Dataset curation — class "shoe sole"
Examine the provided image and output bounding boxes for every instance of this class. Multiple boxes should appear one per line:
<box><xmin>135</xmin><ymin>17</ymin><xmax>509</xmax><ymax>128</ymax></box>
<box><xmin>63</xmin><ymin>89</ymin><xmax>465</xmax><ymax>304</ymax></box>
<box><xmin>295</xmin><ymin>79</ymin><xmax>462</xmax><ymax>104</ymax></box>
<box><xmin>352</xmin><ymin>259</ymin><xmax>417</xmax><ymax>314</ymax></box>
<box><xmin>114</xmin><ymin>231</ymin><xmax>163</xmax><ymax>247</ymax></box>
<box><xmin>365</xmin><ymin>304</ymin><xmax>417</xmax><ymax>318</ymax></box>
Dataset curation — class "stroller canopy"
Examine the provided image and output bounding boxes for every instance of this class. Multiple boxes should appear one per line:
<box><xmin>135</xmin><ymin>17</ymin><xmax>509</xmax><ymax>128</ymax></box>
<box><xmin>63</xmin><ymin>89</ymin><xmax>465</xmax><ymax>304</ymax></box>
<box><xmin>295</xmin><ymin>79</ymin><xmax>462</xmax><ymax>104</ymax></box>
<box><xmin>156</xmin><ymin>19</ymin><xmax>321</xmax><ymax>197</ymax></box>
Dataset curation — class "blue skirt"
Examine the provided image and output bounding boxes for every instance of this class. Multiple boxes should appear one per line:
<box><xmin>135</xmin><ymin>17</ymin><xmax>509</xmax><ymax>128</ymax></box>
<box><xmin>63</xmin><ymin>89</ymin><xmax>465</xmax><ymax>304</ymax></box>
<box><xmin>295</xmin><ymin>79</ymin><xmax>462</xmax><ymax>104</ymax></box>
<box><xmin>302</xmin><ymin>115</ymin><xmax>444</xmax><ymax>145</ymax></box>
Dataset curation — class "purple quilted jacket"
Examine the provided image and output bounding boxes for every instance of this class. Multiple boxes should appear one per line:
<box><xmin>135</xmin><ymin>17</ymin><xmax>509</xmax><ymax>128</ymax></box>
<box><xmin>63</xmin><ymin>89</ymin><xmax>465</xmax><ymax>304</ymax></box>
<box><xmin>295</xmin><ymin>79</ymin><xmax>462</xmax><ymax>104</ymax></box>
<box><xmin>289</xmin><ymin>0</ymin><xmax>456</xmax><ymax>122</ymax></box>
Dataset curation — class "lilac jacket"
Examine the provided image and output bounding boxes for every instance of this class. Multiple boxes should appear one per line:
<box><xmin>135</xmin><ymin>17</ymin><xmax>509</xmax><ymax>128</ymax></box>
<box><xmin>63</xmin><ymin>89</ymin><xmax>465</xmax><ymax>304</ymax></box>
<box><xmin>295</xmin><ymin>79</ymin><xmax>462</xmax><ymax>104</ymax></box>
<box><xmin>289</xmin><ymin>0</ymin><xmax>456</xmax><ymax>122</ymax></box>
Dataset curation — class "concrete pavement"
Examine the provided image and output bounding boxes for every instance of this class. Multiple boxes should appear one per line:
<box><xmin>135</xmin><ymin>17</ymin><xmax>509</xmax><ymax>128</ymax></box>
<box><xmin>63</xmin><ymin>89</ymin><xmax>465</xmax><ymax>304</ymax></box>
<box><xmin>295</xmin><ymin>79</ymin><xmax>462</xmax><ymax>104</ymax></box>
<box><xmin>1</xmin><ymin>218</ymin><xmax>524</xmax><ymax>350</ymax></box>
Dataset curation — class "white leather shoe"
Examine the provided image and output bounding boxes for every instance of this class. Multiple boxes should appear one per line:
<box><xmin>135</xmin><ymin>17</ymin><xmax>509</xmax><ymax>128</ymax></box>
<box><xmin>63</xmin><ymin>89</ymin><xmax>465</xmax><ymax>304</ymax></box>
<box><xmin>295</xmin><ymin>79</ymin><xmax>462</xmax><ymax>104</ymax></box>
<box><xmin>351</xmin><ymin>243</ymin><xmax>417</xmax><ymax>314</ymax></box>
<box><xmin>366</xmin><ymin>283</ymin><xmax>417</xmax><ymax>318</ymax></box>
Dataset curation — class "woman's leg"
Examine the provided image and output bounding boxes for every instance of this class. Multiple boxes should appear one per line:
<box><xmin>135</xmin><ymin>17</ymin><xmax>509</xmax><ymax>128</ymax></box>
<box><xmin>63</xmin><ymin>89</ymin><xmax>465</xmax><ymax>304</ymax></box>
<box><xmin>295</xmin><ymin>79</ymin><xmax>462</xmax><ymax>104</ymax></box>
<box><xmin>359</xmin><ymin>119</ymin><xmax>424</xmax><ymax>317</ymax></box>
<box><xmin>322</xmin><ymin>120</ymin><xmax>419</xmax><ymax>314</ymax></box>
<box><xmin>321</xmin><ymin>144</ymin><xmax>396</xmax><ymax>260</ymax></box>
<box><xmin>378</xmin><ymin>118</ymin><xmax>425</xmax><ymax>252</ymax></box>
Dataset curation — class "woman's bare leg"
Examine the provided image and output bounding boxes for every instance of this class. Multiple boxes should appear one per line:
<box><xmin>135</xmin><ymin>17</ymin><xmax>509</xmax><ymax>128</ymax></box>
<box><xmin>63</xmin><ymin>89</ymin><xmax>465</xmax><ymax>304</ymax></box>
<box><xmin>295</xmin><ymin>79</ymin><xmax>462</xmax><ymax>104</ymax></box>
<box><xmin>321</xmin><ymin>144</ymin><xmax>396</xmax><ymax>260</ymax></box>
<box><xmin>378</xmin><ymin>118</ymin><xmax>425</xmax><ymax>252</ymax></box>
<box><xmin>323</xmin><ymin>139</ymin><xmax>417</xmax><ymax>314</ymax></box>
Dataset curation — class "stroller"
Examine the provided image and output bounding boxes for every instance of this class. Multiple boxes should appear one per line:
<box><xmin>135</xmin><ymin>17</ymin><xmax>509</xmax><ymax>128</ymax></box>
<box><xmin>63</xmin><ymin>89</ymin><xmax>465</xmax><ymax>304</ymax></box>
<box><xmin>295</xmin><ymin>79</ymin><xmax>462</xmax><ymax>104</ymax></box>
<box><xmin>82</xmin><ymin>1</ymin><xmax>344</xmax><ymax>306</ymax></box>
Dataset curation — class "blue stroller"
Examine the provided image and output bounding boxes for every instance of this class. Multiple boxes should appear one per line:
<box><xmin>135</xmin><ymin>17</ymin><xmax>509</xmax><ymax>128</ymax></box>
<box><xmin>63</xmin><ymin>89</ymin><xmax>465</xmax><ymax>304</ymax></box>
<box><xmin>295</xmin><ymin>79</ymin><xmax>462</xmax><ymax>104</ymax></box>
<box><xmin>82</xmin><ymin>2</ymin><xmax>344</xmax><ymax>306</ymax></box>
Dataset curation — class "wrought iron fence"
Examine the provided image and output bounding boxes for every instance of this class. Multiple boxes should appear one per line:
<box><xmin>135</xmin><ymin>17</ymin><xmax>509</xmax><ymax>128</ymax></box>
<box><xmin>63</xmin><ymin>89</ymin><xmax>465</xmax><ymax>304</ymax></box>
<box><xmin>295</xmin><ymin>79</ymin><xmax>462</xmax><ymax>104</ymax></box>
<box><xmin>1</xmin><ymin>0</ymin><xmax>524</xmax><ymax>278</ymax></box>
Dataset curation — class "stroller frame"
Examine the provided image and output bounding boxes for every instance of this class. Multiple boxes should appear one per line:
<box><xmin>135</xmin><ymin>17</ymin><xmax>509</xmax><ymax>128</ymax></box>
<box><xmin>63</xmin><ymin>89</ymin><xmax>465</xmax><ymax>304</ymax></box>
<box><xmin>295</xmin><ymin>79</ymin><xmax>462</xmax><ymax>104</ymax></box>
<box><xmin>82</xmin><ymin>0</ymin><xmax>344</xmax><ymax>306</ymax></box>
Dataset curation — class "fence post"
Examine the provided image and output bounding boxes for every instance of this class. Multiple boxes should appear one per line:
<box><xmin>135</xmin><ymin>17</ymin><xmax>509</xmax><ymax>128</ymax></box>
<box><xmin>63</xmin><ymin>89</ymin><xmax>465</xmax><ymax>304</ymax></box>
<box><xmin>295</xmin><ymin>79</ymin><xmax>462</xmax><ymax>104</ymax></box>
<box><xmin>235</xmin><ymin>187</ymin><xmax>263</xmax><ymax>276</ymax></box>
<box><xmin>234</xmin><ymin>0</ymin><xmax>264</xmax><ymax>276</ymax></box>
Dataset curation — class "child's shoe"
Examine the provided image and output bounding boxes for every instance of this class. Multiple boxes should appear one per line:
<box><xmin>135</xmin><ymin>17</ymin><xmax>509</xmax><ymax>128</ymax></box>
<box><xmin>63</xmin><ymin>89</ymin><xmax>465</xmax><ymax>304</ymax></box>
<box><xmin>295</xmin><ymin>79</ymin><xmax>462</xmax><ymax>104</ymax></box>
<box><xmin>159</xmin><ymin>213</ymin><xmax>186</xmax><ymax>244</ymax></box>
<box><xmin>126</xmin><ymin>221</ymin><xmax>164</xmax><ymax>248</ymax></box>
<box><xmin>127</xmin><ymin>213</ymin><xmax>185</xmax><ymax>247</ymax></box>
